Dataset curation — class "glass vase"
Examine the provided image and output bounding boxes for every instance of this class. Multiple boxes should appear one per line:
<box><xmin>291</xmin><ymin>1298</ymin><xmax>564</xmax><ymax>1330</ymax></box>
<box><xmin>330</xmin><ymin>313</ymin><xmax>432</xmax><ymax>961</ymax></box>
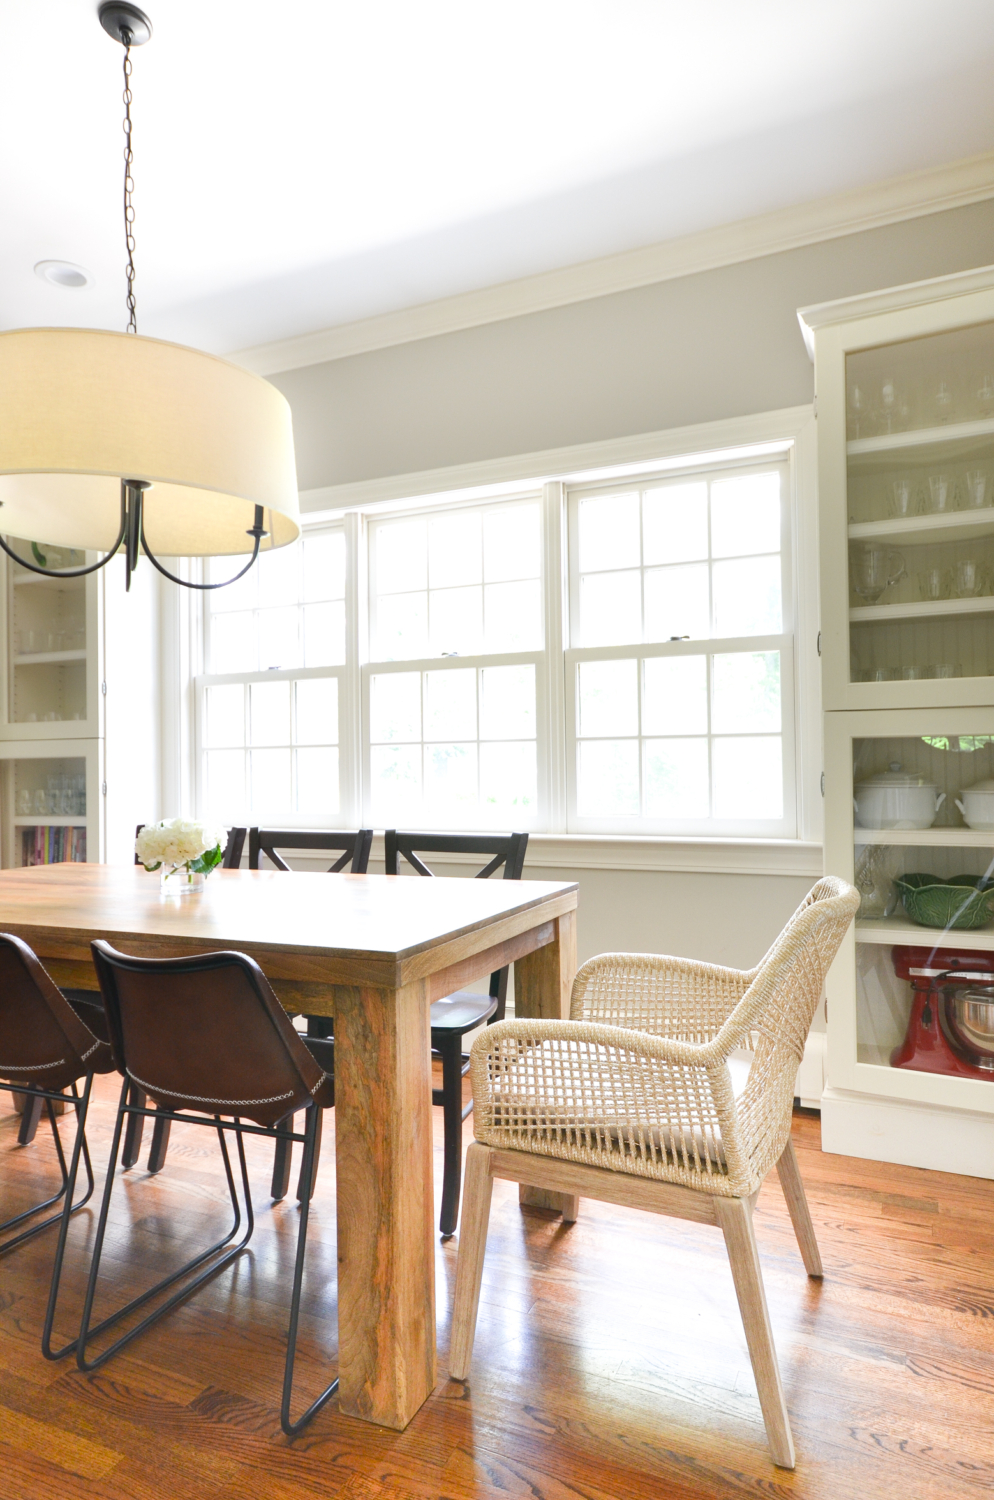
<box><xmin>160</xmin><ymin>864</ymin><xmax>206</xmax><ymax>897</ymax></box>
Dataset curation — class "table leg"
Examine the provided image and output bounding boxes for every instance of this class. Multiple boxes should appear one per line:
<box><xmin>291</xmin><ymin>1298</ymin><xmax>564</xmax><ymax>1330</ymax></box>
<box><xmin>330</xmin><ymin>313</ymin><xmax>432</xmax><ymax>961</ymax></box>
<box><xmin>513</xmin><ymin>910</ymin><xmax>578</xmax><ymax>1215</ymax></box>
<box><xmin>334</xmin><ymin>978</ymin><xmax>437</xmax><ymax>1429</ymax></box>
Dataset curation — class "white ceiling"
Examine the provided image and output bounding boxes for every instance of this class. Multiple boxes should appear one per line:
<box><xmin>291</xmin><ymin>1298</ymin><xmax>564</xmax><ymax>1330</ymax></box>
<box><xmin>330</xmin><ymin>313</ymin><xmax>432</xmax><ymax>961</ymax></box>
<box><xmin>3</xmin><ymin>0</ymin><xmax>994</xmax><ymax>355</ymax></box>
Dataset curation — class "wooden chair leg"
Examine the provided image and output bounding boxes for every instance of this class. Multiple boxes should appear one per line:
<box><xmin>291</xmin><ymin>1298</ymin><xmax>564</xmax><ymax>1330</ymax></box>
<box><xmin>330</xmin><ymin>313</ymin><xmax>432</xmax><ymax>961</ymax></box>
<box><xmin>147</xmin><ymin>1110</ymin><xmax>172</xmax><ymax>1175</ymax></box>
<box><xmin>439</xmin><ymin>1037</ymin><xmax>466</xmax><ymax>1237</ymax></box>
<box><xmin>714</xmin><ymin>1195</ymin><xmax>795</xmax><ymax>1470</ymax></box>
<box><xmin>271</xmin><ymin>1113</ymin><xmax>296</xmax><ymax>1201</ymax></box>
<box><xmin>775</xmin><ymin>1137</ymin><xmax>823</xmax><ymax>1278</ymax></box>
<box><xmin>121</xmin><ymin>1084</ymin><xmax>146</xmax><ymax>1169</ymax></box>
<box><xmin>295</xmin><ymin>1105</ymin><xmax>323</xmax><ymax>1203</ymax></box>
<box><xmin>16</xmin><ymin>1093</ymin><xmax>43</xmax><ymax>1145</ymax></box>
<box><xmin>449</xmin><ymin>1142</ymin><xmax>494</xmax><ymax>1381</ymax></box>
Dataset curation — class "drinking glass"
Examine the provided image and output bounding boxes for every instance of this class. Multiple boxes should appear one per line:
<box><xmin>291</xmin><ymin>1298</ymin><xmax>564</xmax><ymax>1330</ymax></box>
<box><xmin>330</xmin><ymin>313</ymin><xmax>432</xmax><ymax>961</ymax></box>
<box><xmin>954</xmin><ymin>559</ymin><xmax>984</xmax><ymax>597</ymax></box>
<box><xmin>15</xmin><ymin>790</ymin><xmax>30</xmax><ymax>815</ymax></box>
<box><xmin>852</xmin><ymin>547</ymin><xmax>905</xmax><ymax>603</ymax></box>
<box><xmin>933</xmin><ymin>379</ymin><xmax>955</xmax><ymax>425</ymax></box>
<box><xmin>879</xmin><ymin>376</ymin><xmax>897</xmax><ymax>433</ymax></box>
<box><xmin>865</xmin><ymin>667</ymin><xmax>893</xmax><ymax>682</ymax></box>
<box><xmin>929</xmin><ymin>663</ymin><xmax>961</xmax><ymax>678</ymax></box>
<box><xmin>977</xmin><ymin>373</ymin><xmax>994</xmax><ymax>419</ymax></box>
<box><xmin>918</xmin><ymin>567</ymin><xmax>948</xmax><ymax>601</ymax></box>
<box><xmin>847</xmin><ymin>384</ymin><xmax>867</xmax><ymax>439</ymax></box>
<box><xmin>927</xmin><ymin>474</ymin><xmax>953</xmax><ymax>512</ymax></box>
<box><xmin>889</xmin><ymin>477</ymin><xmax>917</xmax><ymax>517</ymax></box>
<box><xmin>897</xmin><ymin>666</ymin><xmax>922</xmax><ymax>680</ymax></box>
<box><xmin>963</xmin><ymin>469</ymin><xmax>990</xmax><ymax>508</ymax></box>
<box><xmin>33</xmin><ymin>790</ymin><xmax>46</xmax><ymax>815</ymax></box>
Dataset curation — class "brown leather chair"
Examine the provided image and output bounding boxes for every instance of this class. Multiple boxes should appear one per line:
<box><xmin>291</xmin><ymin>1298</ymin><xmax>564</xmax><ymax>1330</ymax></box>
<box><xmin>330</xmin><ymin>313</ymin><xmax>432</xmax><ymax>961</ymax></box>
<box><xmin>0</xmin><ymin>933</ymin><xmax>116</xmax><ymax>1359</ymax></box>
<box><xmin>79</xmin><ymin>940</ymin><xmax>338</xmax><ymax>1437</ymax></box>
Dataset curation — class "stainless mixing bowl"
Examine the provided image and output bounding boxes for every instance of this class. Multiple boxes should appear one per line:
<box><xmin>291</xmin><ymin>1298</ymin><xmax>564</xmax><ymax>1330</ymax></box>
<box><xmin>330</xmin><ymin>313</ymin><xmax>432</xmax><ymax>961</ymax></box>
<box><xmin>945</xmin><ymin>984</ymin><xmax>994</xmax><ymax>1072</ymax></box>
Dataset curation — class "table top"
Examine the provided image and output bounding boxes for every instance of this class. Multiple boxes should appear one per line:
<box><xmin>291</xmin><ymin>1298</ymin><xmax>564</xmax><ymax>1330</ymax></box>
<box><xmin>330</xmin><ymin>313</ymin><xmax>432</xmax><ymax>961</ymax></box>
<box><xmin>0</xmin><ymin>864</ymin><xmax>578</xmax><ymax>988</ymax></box>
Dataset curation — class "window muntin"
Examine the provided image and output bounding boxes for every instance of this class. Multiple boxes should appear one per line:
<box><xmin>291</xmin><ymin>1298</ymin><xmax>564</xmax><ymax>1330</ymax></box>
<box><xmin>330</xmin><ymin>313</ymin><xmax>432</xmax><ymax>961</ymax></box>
<box><xmin>206</xmin><ymin>530</ymin><xmax>346</xmax><ymax>674</ymax></box>
<box><xmin>369</xmin><ymin>500</ymin><xmax>542</xmax><ymax>662</ymax></box>
<box><xmin>572</xmin><ymin>468</ymin><xmax>784</xmax><ymax>648</ymax></box>
<box><xmin>202</xmin><ymin>672</ymin><xmax>341</xmax><ymax>823</ymax></box>
<box><xmin>568</xmin><ymin>641</ymin><xmax>792</xmax><ymax>835</ymax></box>
<box><xmin>195</xmin><ymin>450</ymin><xmax>799</xmax><ymax>840</ymax></box>
<box><xmin>365</xmin><ymin>659</ymin><xmax>539</xmax><ymax>828</ymax></box>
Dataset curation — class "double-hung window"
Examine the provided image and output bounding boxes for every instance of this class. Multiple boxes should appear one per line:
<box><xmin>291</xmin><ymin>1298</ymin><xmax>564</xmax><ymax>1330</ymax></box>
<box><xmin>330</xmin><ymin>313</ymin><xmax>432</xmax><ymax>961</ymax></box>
<box><xmin>199</xmin><ymin>530</ymin><xmax>347</xmax><ymax>824</ymax></box>
<box><xmin>565</xmin><ymin>459</ymin><xmax>795</xmax><ymax>836</ymax></box>
<box><xmin>194</xmin><ymin>440</ymin><xmax>801</xmax><ymax>840</ymax></box>
<box><xmin>364</xmin><ymin>497</ymin><xmax>544</xmax><ymax>829</ymax></box>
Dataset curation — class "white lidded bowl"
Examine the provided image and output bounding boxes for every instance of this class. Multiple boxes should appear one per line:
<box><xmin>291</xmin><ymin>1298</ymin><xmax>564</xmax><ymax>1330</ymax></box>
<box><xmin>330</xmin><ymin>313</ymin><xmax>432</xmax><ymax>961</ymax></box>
<box><xmin>853</xmin><ymin>763</ymin><xmax>945</xmax><ymax>830</ymax></box>
<box><xmin>955</xmin><ymin>776</ymin><xmax>994</xmax><ymax>831</ymax></box>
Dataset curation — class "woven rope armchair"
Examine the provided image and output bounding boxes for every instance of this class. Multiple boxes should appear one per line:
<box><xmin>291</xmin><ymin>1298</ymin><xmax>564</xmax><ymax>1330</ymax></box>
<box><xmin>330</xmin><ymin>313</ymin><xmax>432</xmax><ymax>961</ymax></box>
<box><xmin>450</xmin><ymin>876</ymin><xmax>859</xmax><ymax>1470</ymax></box>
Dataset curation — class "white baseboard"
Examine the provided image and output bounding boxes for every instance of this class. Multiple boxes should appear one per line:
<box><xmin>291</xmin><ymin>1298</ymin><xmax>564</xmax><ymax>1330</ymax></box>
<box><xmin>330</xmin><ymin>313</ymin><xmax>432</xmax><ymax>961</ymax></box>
<box><xmin>821</xmin><ymin>1085</ymin><xmax>994</xmax><ymax>1179</ymax></box>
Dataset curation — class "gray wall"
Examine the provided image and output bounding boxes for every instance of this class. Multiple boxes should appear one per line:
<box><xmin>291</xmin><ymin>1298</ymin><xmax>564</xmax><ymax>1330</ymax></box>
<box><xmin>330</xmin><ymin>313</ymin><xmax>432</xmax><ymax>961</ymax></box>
<box><xmin>274</xmin><ymin>198</ymin><xmax>994</xmax><ymax>490</ymax></box>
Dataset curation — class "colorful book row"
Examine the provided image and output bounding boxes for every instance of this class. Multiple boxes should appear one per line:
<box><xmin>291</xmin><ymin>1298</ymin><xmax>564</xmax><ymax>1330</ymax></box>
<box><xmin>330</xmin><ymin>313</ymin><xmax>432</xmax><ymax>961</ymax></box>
<box><xmin>20</xmin><ymin>825</ymin><xmax>87</xmax><ymax>865</ymax></box>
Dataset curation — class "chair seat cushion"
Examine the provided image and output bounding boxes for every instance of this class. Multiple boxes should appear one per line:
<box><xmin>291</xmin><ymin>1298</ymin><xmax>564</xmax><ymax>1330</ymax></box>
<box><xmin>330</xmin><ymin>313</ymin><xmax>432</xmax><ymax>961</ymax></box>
<box><xmin>430</xmin><ymin>990</ymin><xmax>498</xmax><ymax>1033</ymax></box>
<box><xmin>478</xmin><ymin>1048</ymin><xmax>754</xmax><ymax>1179</ymax></box>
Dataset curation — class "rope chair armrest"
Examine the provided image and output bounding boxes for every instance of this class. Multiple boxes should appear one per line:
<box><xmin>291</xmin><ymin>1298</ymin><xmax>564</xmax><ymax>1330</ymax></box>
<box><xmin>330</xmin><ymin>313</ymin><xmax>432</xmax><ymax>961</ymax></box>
<box><xmin>570</xmin><ymin>952</ymin><xmax>757</xmax><ymax>1039</ymax></box>
<box><xmin>470</xmin><ymin>1019</ymin><xmax>753</xmax><ymax>1192</ymax></box>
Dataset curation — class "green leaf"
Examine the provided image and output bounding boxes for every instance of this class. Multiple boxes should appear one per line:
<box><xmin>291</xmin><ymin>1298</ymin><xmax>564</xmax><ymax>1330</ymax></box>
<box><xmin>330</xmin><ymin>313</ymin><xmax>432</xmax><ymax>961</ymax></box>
<box><xmin>188</xmin><ymin>844</ymin><xmax>223</xmax><ymax>875</ymax></box>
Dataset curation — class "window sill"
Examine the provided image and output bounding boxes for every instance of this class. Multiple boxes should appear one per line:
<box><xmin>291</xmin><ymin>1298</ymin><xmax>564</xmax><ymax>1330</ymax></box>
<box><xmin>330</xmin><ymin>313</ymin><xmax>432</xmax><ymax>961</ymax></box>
<box><xmin>355</xmin><ymin>831</ymin><xmax>823</xmax><ymax>878</ymax></box>
<box><xmin>522</xmin><ymin>833</ymin><xmax>823</xmax><ymax>877</ymax></box>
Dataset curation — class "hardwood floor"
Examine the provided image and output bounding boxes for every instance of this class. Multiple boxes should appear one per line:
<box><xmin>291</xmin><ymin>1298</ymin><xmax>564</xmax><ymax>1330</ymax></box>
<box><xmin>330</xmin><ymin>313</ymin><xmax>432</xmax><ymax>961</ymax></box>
<box><xmin>1</xmin><ymin>1077</ymin><xmax>993</xmax><ymax>1499</ymax></box>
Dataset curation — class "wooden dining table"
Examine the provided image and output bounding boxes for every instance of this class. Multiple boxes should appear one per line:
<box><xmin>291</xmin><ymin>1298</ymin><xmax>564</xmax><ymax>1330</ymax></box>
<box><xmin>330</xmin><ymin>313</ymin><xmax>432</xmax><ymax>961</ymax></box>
<box><xmin>0</xmin><ymin>862</ymin><xmax>578</xmax><ymax>1430</ymax></box>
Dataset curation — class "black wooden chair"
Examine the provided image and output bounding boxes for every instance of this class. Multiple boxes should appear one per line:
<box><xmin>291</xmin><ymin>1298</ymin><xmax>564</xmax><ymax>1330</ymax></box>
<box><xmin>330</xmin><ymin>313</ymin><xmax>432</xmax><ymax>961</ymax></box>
<box><xmin>385</xmin><ymin>830</ymin><xmax>529</xmax><ymax>1236</ymax></box>
<box><xmin>249</xmin><ymin>827</ymin><xmax>374</xmax><ymax>1199</ymax></box>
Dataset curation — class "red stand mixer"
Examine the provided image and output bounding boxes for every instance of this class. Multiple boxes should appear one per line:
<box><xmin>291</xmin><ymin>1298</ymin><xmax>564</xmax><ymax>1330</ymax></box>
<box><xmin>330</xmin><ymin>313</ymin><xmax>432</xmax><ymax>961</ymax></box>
<box><xmin>891</xmin><ymin>946</ymin><xmax>994</xmax><ymax>1077</ymax></box>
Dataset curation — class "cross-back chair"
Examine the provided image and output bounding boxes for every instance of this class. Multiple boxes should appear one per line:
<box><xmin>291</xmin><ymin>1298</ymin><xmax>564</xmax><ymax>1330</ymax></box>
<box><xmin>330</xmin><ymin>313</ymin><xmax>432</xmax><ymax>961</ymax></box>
<box><xmin>385</xmin><ymin>830</ymin><xmax>529</xmax><ymax>1236</ymax></box>
<box><xmin>450</xmin><ymin>877</ymin><xmax>859</xmax><ymax>1469</ymax></box>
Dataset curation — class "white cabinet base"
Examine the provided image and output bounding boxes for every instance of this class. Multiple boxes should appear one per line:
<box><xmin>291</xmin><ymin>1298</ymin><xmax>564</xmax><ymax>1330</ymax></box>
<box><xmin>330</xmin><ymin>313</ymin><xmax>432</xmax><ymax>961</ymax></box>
<box><xmin>820</xmin><ymin>1085</ymin><xmax>994</xmax><ymax>1179</ymax></box>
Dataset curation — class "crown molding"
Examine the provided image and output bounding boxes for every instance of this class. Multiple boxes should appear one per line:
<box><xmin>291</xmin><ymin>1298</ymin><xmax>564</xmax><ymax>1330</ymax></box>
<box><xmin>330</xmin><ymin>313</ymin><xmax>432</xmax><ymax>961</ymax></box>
<box><xmin>797</xmin><ymin>260</ymin><xmax>994</xmax><ymax>357</ymax></box>
<box><xmin>297</xmin><ymin>404</ymin><xmax>815</xmax><ymax>515</ymax></box>
<box><xmin>232</xmin><ymin>150</ymin><xmax>994</xmax><ymax>377</ymax></box>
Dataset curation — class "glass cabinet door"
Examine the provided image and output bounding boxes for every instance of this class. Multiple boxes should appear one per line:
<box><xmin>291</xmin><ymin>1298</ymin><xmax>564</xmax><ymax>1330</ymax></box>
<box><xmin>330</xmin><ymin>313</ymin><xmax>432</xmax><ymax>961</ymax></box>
<box><xmin>845</xmin><ymin>321</ymin><xmax>994</xmax><ymax>690</ymax></box>
<box><xmin>0</xmin><ymin>751</ymin><xmax>92</xmax><ymax>868</ymax></box>
<box><xmin>5</xmin><ymin>554</ymin><xmax>94</xmax><ymax>733</ymax></box>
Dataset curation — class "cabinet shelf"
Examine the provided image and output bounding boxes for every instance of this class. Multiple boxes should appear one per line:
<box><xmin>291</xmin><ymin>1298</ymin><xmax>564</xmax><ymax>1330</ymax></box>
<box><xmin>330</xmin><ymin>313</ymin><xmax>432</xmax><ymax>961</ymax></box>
<box><xmin>856</xmin><ymin>916</ymin><xmax>994</xmax><ymax>948</ymax></box>
<box><xmin>12</xmin><ymin>816</ymin><xmax>88</xmax><ymax>827</ymax></box>
<box><xmin>12</xmin><ymin>649</ymin><xmax>86</xmax><ymax>667</ymax></box>
<box><xmin>847</xmin><ymin>416</ymin><xmax>994</xmax><ymax>458</ymax></box>
<box><xmin>849</xmin><ymin>509</ymin><xmax>994</xmax><ymax>547</ymax></box>
<box><xmin>854</xmin><ymin>826</ymin><xmax>994</xmax><ymax>846</ymax></box>
<box><xmin>849</xmin><ymin>595</ymin><xmax>994</xmax><ymax>624</ymax></box>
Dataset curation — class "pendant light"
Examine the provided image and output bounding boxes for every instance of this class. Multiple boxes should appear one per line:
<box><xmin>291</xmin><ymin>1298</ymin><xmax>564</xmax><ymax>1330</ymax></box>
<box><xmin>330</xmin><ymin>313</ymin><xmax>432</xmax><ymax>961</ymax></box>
<box><xmin>0</xmin><ymin>4</ymin><xmax>300</xmax><ymax>591</ymax></box>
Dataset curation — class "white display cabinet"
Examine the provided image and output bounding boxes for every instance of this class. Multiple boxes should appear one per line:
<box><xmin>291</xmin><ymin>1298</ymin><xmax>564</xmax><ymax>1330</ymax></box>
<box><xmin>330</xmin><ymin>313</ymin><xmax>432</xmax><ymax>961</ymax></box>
<box><xmin>802</xmin><ymin>267</ymin><xmax>994</xmax><ymax>712</ymax></box>
<box><xmin>0</xmin><ymin>549</ymin><xmax>160</xmax><ymax>868</ymax></box>
<box><xmin>801</xmin><ymin>267</ymin><xmax>994</xmax><ymax>1178</ymax></box>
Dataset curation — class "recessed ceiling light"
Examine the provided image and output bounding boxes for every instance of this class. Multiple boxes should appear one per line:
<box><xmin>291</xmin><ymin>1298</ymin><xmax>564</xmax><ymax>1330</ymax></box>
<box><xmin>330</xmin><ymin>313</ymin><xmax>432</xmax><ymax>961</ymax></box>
<box><xmin>34</xmin><ymin>260</ymin><xmax>93</xmax><ymax>289</ymax></box>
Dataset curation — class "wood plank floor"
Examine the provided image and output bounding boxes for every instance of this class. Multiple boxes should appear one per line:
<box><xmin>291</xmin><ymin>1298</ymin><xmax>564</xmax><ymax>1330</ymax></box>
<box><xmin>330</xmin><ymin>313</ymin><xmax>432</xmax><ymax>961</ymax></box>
<box><xmin>1</xmin><ymin>1076</ymin><xmax>993</xmax><ymax>1499</ymax></box>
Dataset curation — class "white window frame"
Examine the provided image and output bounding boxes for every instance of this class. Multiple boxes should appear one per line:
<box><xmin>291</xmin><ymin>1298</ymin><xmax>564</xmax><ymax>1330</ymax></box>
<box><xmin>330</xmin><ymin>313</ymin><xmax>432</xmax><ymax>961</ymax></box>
<box><xmin>183</xmin><ymin>407</ymin><xmax>820</xmax><ymax>865</ymax></box>
<box><xmin>564</xmin><ymin>452</ymin><xmax>796</xmax><ymax>837</ymax></box>
<box><xmin>194</xmin><ymin>520</ymin><xmax>358</xmax><ymax>829</ymax></box>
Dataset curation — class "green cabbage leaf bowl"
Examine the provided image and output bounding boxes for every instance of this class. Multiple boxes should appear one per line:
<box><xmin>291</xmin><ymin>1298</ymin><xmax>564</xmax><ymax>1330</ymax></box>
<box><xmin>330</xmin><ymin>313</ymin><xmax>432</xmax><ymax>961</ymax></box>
<box><xmin>894</xmin><ymin>872</ymin><xmax>994</xmax><ymax>930</ymax></box>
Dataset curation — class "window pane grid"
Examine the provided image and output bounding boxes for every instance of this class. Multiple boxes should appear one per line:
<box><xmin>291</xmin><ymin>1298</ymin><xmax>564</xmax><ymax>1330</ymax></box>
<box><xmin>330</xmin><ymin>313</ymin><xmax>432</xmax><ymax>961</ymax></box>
<box><xmin>202</xmin><ymin>674</ymin><xmax>342</xmax><ymax>824</ymax></box>
<box><xmin>207</xmin><ymin>529</ymin><xmax>346</xmax><ymax>674</ymax></box>
<box><xmin>572</xmin><ymin>646</ymin><xmax>786</xmax><ymax>829</ymax></box>
<box><xmin>574</xmin><ymin>467</ymin><xmax>783</xmax><ymax>648</ymax></box>
<box><xmin>370</xmin><ymin>499</ymin><xmax>542</xmax><ymax>662</ymax></box>
<box><xmin>366</xmin><ymin>660</ymin><xmax>539</xmax><ymax>828</ymax></box>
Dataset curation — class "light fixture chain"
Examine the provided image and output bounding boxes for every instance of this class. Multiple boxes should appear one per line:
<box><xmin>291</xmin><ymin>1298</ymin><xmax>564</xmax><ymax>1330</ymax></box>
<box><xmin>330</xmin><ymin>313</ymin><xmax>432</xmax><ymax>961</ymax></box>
<box><xmin>122</xmin><ymin>33</ymin><xmax>138</xmax><ymax>333</ymax></box>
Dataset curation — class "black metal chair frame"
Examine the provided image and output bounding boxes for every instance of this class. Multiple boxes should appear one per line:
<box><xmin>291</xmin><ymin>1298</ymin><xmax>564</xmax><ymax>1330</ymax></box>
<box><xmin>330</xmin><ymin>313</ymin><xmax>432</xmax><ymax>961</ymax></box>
<box><xmin>0</xmin><ymin>1075</ymin><xmax>96</xmax><ymax>1265</ymax></box>
<box><xmin>385</xmin><ymin>831</ymin><xmax>529</xmax><ymax>1236</ymax></box>
<box><xmin>249</xmin><ymin>827</ymin><xmax>372</xmax><ymax>1200</ymax></box>
<box><xmin>70</xmin><ymin>943</ymin><xmax>339</xmax><ymax>1438</ymax></box>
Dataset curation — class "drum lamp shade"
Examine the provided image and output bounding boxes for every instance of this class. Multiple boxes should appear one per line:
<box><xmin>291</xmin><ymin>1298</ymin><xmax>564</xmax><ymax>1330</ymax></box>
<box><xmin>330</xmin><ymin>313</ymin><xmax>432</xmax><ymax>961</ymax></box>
<box><xmin>0</xmin><ymin>327</ymin><xmax>300</xmax><ymax>556</ymax></box>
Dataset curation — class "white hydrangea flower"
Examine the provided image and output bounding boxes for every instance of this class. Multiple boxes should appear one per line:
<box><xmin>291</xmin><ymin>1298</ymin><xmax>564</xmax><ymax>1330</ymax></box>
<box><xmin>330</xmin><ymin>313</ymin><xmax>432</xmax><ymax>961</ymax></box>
<box><xmin>136</xmin><ymin>818</ymin><xmax>227</xmax><ymax>871</ymax></box>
